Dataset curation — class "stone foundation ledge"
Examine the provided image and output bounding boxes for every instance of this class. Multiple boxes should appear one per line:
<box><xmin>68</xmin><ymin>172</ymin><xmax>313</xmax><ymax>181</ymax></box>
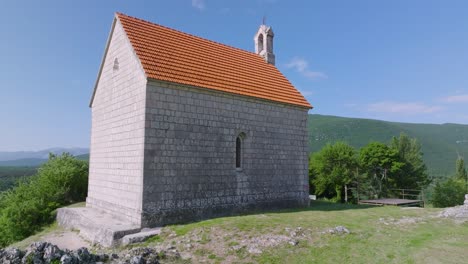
<box><xmin>57</xmin><ymin>207</ymin><xmax>141</xmax><ymax>247</ymax></box>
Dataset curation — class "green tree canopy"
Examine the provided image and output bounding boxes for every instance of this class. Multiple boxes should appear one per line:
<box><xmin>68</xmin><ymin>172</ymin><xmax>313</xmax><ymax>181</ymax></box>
<box><xmin>310</xmin><ymin>142</ymin><xmax>358</xmax><ymax>202</ymax></box>
<box><xmin>390</xmin><ymin>133</ymin><xmax>430</xmax><ymax>189</ymax></box>
<box><xmin>455</xmin><ymin>157</ymin><xmax>467</xmax><ymax>181</ymax></box>
<box><xmin>359</xmin><ymin>142</ymin><xmax>404</xmax><ymax>197</ymax></box>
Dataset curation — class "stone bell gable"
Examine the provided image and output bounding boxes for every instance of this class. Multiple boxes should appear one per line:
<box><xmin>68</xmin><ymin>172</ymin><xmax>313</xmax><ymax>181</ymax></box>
<box><xmin>254</xmin><ymin>24</ymin><xmax>275</xmax><ymax>65</ymax></box>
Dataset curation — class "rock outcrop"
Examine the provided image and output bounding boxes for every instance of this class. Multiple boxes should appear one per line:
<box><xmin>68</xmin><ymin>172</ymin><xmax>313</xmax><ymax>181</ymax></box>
<box><xmin>0</xmin><ymin>241</ymin><xmax>180</xmax><ymax>264</ymax></box>
<box><xmin>439</xmin><ymin>195</ymin><xmax>468</xmax><ymax>221</ymax></box>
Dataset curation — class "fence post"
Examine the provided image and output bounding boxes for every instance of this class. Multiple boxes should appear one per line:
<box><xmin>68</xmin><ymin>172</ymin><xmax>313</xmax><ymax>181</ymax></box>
<box><xmin>357</xmin><ymin>181</ymin><xmax>360</xmax><ymax>204</ymax></box>
<box><xmin>345</xmin><ymin>184</ymin><xmax>348</xmax><ymax>203</ymax></box>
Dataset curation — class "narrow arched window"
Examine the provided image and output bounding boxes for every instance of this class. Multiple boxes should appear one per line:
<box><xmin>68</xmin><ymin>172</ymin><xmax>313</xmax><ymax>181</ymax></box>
<box><xmin>258</xmin><ymin>34</ymin><xmax>264</xmax><ymax>52</ymax></box>
<box><xmin>113</xmin><ymin>58</ymin><xmax>119</xmax><ymax>71</ymax></box>
<box><xmin>236</xmin><ymin>136</ymin><xmax>242</xmax><ymax>168</ymax></box>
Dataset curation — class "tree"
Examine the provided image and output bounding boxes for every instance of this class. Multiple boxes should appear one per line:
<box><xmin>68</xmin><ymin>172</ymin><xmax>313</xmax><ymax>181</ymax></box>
<box><xmin>455</xmin><ymin>157</ymin><xmax>467</xmax><ymax>192</ymax></box>
<box><xmin>359</xmin><ymin>142</ymin><xmax>404</xmax><ymax>197</ymax></box>
<box><xmin>390</xmin><ymin>133</ymin><xmax>430</xmax><ymax>189</ymax></box>
<box><xmin>310</xmin><ymin>142</ymin><xmax>359</xmax><ymax>202</ymax></box>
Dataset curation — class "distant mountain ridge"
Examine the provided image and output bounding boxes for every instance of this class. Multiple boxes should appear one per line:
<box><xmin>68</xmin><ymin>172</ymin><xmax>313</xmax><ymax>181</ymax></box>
<box><xmin>0</xmin><ymin>148</ymin><xmax>89</xmax><ymax>162</ymax></box>
<box><xmin>308</xmin><ymin>114</ymin><xmax>468</xmax><ymax>178</ymax></box>
<box><xmin>0</xmin><ymin>154</ymin><xmax>89</xmax><ymax>167</ymax></box>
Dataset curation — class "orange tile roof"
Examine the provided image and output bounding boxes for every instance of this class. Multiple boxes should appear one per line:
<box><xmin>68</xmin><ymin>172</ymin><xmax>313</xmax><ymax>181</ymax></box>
<box><xmin>116</xmin><ymin>13</ymin><xmax>312</xmax><ymax>108</ymax></box>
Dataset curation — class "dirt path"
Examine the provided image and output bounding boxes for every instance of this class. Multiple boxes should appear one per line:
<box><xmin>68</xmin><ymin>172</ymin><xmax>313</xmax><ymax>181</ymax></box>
<box><xmin>39</xmin><ymin>230</ymin><xmax>91</xmax><ymax>250</ymax></box>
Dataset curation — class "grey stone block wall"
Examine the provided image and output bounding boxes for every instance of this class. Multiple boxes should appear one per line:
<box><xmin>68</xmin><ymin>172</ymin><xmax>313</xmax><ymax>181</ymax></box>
<box><xmin>87</xmin><ymin>19</ymin><xmax>147</xmax><ymax>224</ymax></box>
<box><xmin>141</xmin><ymin>80</ymin><xmax>309</xmax><ymax>227</ymax></box>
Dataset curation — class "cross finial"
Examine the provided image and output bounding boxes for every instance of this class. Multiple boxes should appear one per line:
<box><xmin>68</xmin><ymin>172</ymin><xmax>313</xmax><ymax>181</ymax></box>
<box><xmin>262</xmin><ymin>16</ymin><xmax>266</xmax><ymax>25</ymax></box>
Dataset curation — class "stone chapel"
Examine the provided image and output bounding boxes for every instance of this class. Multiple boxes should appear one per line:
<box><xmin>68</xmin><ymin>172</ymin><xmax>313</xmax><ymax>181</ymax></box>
<box><xmin>60</xmin><ymin>13</ymin><xmax>312</xmax><ymax>244</ymax></box>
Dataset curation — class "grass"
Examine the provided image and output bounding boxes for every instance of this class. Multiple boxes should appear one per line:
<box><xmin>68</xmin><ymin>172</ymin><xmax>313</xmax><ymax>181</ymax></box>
<box><xmin>164</xmin><ymin>201</ymin><xmax>468</xmax><ymax>264</ymax></box>
<box><xmin>10</xmin><ymin>200</ymin><xmax>468</xmax><ymax>264</ymax></box>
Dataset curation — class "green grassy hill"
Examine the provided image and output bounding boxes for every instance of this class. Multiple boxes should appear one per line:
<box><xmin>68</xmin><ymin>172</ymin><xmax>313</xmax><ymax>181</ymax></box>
<box><xmin>308</xmin><ymin>114</ymin><xmax>468</xmax><ymax>178</ymax></box>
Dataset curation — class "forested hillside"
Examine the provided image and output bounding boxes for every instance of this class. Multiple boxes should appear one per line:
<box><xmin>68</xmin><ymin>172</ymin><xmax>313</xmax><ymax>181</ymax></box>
<box><xmin>0</xmin><ymin>167</ymin><xmax>37</xmax><ymax>192</ymax></box>
<box><xmin>308</xmin><ymin>114</ymin><xmax>468</xmax><ymax>179</ymax></box>
<box><xmin>0</xmin><ymin>154</ymin><xmax>89</xmax><ymax>192</ymax></box>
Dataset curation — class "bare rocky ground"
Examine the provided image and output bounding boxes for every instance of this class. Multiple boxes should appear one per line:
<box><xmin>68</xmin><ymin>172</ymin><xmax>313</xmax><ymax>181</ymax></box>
<box><xmin>2</xmin><ymin>224</ymin><xmax>351</xmax><ymax>263</ymax></box>
<box><xmin>378</xmin><ymin>215</ymin><xmax>426</xmax><ymax>226</ymax></box>
<box><xmin>154</xmin><ymin>226</ymin><xmax>314</xmax><ymax>263</ymax></box>
<box><xmin>439</xmin><ymin>204</ymin><xmax>468</xmax><ymax>223</ymax></box>
<box><xmin>40</xmin><ymin>230</ymin><xmax>91</xmax><ymax>250</ymax></box>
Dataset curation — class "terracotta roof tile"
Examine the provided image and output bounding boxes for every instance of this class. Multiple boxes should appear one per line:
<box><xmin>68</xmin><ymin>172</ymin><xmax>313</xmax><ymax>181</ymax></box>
<box><xmin>116</xmin><ymin>13</ymin><xmax>312</xmax><ymax>108</ymax></box>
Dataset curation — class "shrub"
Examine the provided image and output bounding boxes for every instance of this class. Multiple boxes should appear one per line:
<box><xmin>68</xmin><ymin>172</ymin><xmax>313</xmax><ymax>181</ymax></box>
<box><xmin>431</xmin><ymin>178</ymin><xmax>465</xmax><ymax>208</ymax></box>
<box><xmin>0</xmin><ymin>153</ymin><xmax>88</xmax><ymax>246</ymax></box>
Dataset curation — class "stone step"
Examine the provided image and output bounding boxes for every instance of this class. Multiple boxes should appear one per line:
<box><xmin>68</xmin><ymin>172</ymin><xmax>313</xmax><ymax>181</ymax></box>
<box><xmin>121</xmin><ymin>227</ymin><xmax>162</xmax><ymax>246</ymax></box>
<box><xmin>57</xmin><ymin>207</ymin><xmax>141</xmax><ymax>247</ymax></box>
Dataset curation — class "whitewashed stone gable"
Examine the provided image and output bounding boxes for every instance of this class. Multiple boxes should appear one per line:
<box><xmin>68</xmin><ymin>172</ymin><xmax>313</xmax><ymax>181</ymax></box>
<box><xmin>87</xmin><ymin>17</ymin><xmax>147</xmax><ymax>224</ymax></box>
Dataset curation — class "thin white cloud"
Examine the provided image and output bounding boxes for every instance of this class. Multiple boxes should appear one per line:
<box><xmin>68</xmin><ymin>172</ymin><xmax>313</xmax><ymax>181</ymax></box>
<box><xmin>285</xmin><ymin>57</ymin><xmax>327</xmax><ymax>80</ymax></box>
<box><xmin>440</xmin><ymin>94</ymin><xmax>468</xmax><ymax>103</ymax></box>
<box><xmin>286</xmin><ymin>57</ymin><xmax>308</xmax><ymax>71</ymax></box>
<box><xmin>192</xmin><ymin>0</ymin><xmax>205</xmax><ymax>11</ymax></box>
<box><xmin>367</xmin><ymin>101</ymin><xmax>443</xmax><ymax>114</ymax></box>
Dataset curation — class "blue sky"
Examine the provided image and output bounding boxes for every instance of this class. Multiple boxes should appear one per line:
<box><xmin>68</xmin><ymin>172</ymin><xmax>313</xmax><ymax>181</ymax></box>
<box><xmin>1</xmin><ymin>0</ymin><xmax>467</xmax><ymax>151</ymax></box>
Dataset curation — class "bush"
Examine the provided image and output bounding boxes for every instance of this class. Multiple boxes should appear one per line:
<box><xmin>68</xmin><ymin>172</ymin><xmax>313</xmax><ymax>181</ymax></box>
<box><xmin>431</xmin><ymin>178</ymin><xmax>465</xmax><ymax>208</ymax></box>
<box><xmin>0</xmin><ymin>153</ymin><xmax>88</xmax><ymax>246</ymax></box>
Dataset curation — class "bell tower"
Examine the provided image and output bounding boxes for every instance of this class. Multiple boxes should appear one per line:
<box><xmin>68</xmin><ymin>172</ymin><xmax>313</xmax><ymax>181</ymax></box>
<box><xmin>254</xmin><ymin>23</ymin><xmax>275</xmax><ymax>65</ymax></box>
